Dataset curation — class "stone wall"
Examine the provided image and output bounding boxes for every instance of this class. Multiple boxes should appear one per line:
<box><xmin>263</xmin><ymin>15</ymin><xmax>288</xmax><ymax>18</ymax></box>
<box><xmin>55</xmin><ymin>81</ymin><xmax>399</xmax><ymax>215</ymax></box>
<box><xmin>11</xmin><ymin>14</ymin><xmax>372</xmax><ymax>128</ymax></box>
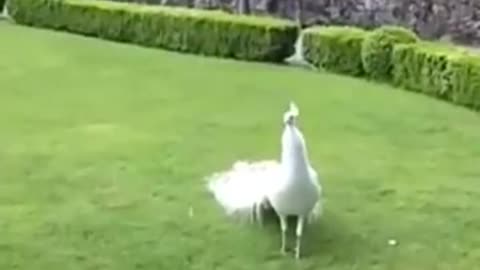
<box><xmin>112</xmin><ymin>0</ymin><xmax>480</xmax><ymax>45</ymax></box>
<box><xmin>254</xmin><ymin>0</ymin><xmax>480</xmax><ymax>46</ymax></box>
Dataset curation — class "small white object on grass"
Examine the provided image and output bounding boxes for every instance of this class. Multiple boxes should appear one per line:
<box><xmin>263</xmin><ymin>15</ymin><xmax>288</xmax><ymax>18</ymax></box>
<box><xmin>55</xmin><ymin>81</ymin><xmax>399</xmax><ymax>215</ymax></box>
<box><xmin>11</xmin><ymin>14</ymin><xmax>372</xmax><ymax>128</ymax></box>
<box><xmin>388</xmin><ymin>239</ymin><xmax>398</xmax><ymax>246</ymax></box>
<box><xmin>188</xmin><ymin>206</ymin><xmax>194</xmax><ymax>218</ymax></box>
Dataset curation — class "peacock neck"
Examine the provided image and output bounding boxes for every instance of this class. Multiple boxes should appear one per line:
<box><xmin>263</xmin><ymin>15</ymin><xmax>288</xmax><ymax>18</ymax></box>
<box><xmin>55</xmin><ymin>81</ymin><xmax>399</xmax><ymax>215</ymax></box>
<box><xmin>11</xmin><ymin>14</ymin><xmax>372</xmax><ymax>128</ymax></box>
<box><xmin>281</xmin><ymin>125</ymin><xmax>310</xmax><ymax>174</ymax></box>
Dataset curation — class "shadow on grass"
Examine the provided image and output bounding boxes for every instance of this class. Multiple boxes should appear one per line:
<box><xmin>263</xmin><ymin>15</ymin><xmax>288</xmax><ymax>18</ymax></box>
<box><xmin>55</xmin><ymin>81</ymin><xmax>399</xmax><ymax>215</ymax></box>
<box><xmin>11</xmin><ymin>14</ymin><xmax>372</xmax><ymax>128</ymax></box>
<box><xmin>0</xmin><ymin>15</ymin><xmax>12</xmax><ymax>22</ymax></box>
<box><xmin>257</xmin><ymin>207</ymin><xmax>368</xmax><ymax>262</ymax></box>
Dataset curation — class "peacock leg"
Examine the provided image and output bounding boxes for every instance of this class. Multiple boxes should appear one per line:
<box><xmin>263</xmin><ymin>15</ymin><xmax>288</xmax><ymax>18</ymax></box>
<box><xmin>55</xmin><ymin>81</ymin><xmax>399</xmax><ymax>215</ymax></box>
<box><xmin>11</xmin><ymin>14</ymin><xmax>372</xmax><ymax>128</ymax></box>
<box><xmin>255</xmin><ymin>202</ymin><xmax>263</xmax><ymax>226</ymax></box>
<box><xmin>279</xmin><ymin>214</ymin><xmax>288</xmax><ymax>254</ymax></box>
<box><xmin>250</xmin><ymin>203</ymin><xmax>256</xmax><ymax>224</ymax></box>
<box><xmin>295</xmin><ymin>215</ymin><xmax>305</xmax><ymax>259</ymax></box>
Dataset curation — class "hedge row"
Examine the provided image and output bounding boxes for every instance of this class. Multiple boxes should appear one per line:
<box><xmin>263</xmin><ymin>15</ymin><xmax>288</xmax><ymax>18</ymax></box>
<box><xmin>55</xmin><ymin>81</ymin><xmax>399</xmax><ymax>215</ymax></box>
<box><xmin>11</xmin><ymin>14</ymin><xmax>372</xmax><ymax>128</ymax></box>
<box><xmin>7</xmin><ymin>0</ymin><xmax>298</xmax><ymax>62</ymax></box>
<box><xmin>303</xmin><ymin>26</ymin><xmax>368</xmax><ymax>77</ymax></box>
<box><xmin>303</xmin><ymin>25</ymin><xmax>480</xmax><ymax>111</ymax></box>
<box><xmin>361</xmin><ymin>26</ymin><xmax>418</xmax><ymax>81</ymax></box>
<box><xmin>392</xmin><ymin>42</ymin><xmax>480</xmax><ymax>109</ymax></box>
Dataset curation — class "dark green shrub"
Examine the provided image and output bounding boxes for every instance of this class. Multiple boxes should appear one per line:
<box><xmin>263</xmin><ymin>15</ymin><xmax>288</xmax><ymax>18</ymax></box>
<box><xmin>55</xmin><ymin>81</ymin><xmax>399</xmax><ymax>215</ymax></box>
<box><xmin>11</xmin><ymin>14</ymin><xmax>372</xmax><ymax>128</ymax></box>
<box><xmin>392</xmin><ymin>43</ymin><xmax>449</xmax><ymax>96</ymax></box>
<box><xmin>8</xmin><ymin>0</ymin><xmax>298</xmax><ymax>62</ymax></box>
<box><xmin>448</xmin><ymin>56</ymin><xmax>480</xmax><ymax>110</ymax></box>
<box><xmin>303</xmin><ymin>26</ymin><xmax>369</xmax><ymax>76</ymax></box>
<box><xmin>391</xmin><ymin>44</ymin><xmax>421</xmax><ymax>91</ymax></box>
<box><xmin>361</xmin><ymin>25</ymin><xmax>419</xmax><ymax>81</ymax></box>
<box><xmin>392</xmin><ymin>42</ymin><xmax>480</xmax><ymax>110</ymax></box>
<box><xmin>0</xmin><ymin>0</ymin><xmax>5</xmax><ymax>13</ymax></box>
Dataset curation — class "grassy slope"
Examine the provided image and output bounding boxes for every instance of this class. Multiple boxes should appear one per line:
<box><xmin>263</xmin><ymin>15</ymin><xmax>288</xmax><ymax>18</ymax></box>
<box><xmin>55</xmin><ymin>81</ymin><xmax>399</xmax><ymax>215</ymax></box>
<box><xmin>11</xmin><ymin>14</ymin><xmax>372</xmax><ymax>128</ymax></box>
<box><xmin>1</xmin><ymin>21</ymin><xmax>480</xmax><ymax>269</ymax></box>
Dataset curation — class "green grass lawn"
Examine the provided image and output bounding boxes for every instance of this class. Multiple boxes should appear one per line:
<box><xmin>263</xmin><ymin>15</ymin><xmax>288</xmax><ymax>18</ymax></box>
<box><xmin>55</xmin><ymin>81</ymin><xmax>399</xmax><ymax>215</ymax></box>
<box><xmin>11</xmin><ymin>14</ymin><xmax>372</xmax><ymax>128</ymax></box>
<box><xmin>1</xmin><ymin>21</ymin><xmax>480</xmax><ymax>270</ymax></box>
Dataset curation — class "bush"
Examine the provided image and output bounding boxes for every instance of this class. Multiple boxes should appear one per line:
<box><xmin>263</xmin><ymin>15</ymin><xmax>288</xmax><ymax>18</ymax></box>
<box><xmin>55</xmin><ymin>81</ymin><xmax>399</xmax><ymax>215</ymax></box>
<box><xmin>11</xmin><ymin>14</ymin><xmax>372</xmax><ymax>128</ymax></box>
<box><xmin>392</xmin><ymin>42</ymin><xmax>480</xmax><ymax>110</ymax></box>
<box><xmin>0</xmin><ymin>0</ymin><xmax>5</xmax><ymax>12</ymax></box>
<box><xmin>303</xmin><ymin>26</ymin><xmax>369</xmax><ymax>76</ymax></box>
<box><xmin>446</xmin><ymin>55</ymin><xmax>480</xmax><ymax>110</ymax></box>
<box><xmin>361</xmin><ymin>25</ymin><xmax>419</xmax><ymax>81</ymax></box>
<box><xmin>7</xmin><ymin>0</ymin><xmax>298</xmax><ymax>62</ymax></box>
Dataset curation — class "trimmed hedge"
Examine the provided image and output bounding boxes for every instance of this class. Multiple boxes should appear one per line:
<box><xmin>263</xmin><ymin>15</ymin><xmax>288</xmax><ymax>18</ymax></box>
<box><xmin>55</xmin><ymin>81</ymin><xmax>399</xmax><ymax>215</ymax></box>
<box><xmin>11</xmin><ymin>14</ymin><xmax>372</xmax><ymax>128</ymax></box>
<box><xmin>392</xmin><ymin>42</ymin><xmax>480</xmax><ymax>110</ymax></box>
<box><xmin>361</xmin><ymin>25</ymin><xmax>419</xmax><ymax>81</ymax></box>
<box><xmin>7</xmin><ymin>0</ymin><xmax>298</xmax><ymax>62</ymax></box>
<box><xmin>302</xmin><ymin>23</ymin><xmax>480</xmax><ymax>112</ymax></box>
<box><xmin>303</xmin><ymin>26</ymin><xmax>368</xmax><ymax>76</ymax></box>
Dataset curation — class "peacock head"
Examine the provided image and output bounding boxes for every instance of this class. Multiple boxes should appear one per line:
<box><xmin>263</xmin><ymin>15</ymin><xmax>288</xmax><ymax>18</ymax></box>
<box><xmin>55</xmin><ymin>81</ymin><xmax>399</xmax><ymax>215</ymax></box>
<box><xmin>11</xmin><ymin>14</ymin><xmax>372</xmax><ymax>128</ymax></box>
<box><xmin>283</xmin><ymin>101</ymin><xmax>299</xmax><ymax>126</ymax></box>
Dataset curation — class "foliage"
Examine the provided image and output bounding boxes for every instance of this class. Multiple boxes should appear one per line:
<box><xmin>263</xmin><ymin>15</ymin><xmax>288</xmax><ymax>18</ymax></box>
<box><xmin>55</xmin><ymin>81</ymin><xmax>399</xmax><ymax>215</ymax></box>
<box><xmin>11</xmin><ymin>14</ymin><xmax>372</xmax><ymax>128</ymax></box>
<box><xmin>392</xmin><ymin>42</ymin><xmax>480</xmax><ymax>110</ymax></box>
<box><xmin>361</xmin><ymin>25</ymin><xmax>419</xmax><ymax>80</ymax></box>
<box><xmin>7</xmin><ymin>0</ymin><xmax>298</xmax><ymax>62</ymax></box>
<box><xmin>303</xmin><ymin>26</ymin><xmax>368</xmax><ymax>76</ymax></box>
<box><xmin>302</xmin><ymin>23</ymin><xmax>480</xmax><ymax>111</ymax></box>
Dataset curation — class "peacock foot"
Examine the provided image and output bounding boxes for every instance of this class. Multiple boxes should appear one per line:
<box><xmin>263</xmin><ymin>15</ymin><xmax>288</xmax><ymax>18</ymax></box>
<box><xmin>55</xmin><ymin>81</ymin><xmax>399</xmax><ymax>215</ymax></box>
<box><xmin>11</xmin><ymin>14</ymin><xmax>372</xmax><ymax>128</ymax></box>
<box><xmin>280</xmin><ymin>243</ymin><xmax>288</xmax><ymax>255</ymax></box>
<box><xmin>294</xmin><ymin>247</ymin><xmax>301</xmax><ymax>259</ymax></box>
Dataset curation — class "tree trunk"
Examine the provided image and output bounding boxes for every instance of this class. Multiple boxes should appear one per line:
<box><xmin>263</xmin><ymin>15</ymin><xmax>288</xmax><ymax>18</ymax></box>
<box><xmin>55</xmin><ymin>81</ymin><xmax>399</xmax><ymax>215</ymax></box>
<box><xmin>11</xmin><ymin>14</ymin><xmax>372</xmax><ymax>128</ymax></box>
<box><xmin>265</xmin><ymin>0</ymin><xmax>278</xmax><ymax>14</ymax></box>
<box><xmin>295</xmin><ymin>0</ymin><xmax>304</xmax><ymax>28</ymax></box>
<box><xmin>237</xmin><ymin>0</ymin><xmax>251</xmax><ymax>14</ymax></box>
